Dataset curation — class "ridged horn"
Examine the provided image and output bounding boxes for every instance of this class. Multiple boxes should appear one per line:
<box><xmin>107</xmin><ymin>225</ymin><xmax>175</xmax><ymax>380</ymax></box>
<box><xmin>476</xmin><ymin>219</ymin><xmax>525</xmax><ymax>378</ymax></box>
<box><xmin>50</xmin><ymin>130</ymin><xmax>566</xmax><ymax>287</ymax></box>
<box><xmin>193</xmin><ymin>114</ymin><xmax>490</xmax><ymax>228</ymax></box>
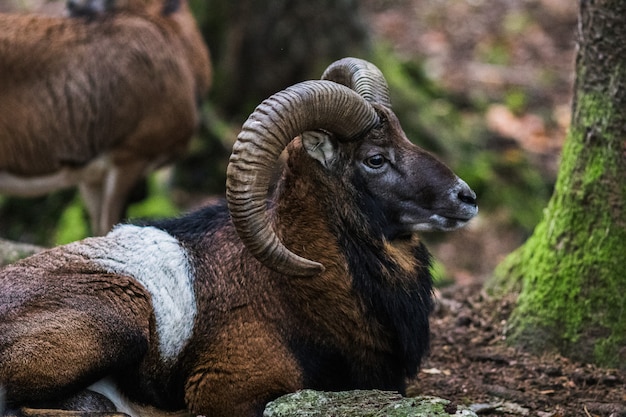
<box><xmin>321</xmin><ymin>57</ymin><xmax>392</xmax><ymax>108</ymax></box>
<box><xmin>226</xmin><ymin>80</ymin><xmax>379</xmax><ymax>277</ymax></box>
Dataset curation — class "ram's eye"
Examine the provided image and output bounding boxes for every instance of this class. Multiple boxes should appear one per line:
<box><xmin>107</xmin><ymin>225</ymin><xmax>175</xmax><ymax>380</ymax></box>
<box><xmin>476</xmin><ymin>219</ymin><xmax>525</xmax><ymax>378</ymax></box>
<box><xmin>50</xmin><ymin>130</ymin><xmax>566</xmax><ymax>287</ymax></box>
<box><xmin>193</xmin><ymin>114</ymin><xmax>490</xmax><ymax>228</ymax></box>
<box><xmin>365</xmin><ymin>154</ymin><xmax>386</xmax><ymax>169</ymax></box>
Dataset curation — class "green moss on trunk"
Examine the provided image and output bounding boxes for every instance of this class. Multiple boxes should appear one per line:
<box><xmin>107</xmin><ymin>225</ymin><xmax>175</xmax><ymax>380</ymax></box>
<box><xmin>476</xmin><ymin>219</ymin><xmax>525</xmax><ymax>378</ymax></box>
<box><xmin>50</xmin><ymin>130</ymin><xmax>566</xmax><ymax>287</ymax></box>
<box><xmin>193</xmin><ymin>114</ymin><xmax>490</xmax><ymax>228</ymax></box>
<box><xmin>492</xmin><ymin>92</ymin><xmax>626</xmax><ymax>368</ymax></box>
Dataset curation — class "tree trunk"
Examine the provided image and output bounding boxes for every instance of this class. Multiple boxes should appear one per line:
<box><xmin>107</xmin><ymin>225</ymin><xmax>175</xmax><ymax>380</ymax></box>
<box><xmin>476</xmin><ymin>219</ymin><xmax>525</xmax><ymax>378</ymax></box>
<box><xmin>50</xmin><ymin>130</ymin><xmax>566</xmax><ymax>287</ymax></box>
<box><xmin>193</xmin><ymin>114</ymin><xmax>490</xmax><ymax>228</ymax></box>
<box><xmin>488</xmin><ymin>0</ymin><xmax>626</xmax><ymax>368</ymax></box>
<box><xmin>195</xmin><ymin>0</ymin><xmax>369</xmax><ymax>120</ymax></box>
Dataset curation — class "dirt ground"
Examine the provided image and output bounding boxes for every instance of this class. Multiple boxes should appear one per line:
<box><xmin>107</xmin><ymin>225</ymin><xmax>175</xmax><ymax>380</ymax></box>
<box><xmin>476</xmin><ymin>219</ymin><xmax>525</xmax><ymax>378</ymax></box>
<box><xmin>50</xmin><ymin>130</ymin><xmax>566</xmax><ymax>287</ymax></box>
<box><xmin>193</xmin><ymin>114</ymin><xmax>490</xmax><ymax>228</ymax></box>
<box><xmin>410</xmin><ymin>284</ymin><xmax>626</xmax><ymax>417</ymax></box>
<box><xmin>363</xmin><ymin>1</ymin><xmax>626</xmax><ymax>416</ymax></box>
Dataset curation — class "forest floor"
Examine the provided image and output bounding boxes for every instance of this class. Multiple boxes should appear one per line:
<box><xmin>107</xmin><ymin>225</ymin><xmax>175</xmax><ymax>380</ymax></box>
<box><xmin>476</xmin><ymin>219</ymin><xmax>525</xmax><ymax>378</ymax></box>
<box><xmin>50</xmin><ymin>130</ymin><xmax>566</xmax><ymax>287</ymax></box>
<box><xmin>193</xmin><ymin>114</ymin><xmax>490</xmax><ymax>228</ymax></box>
<box><xmin>412</xmin><ymin>284</ymin><xmax>626</xmax><ymax>417</ymax></box>
<box><xmin>363</xmin><ymin>1</ymin><xmax>626</xmax><ymax>416</ymax></box>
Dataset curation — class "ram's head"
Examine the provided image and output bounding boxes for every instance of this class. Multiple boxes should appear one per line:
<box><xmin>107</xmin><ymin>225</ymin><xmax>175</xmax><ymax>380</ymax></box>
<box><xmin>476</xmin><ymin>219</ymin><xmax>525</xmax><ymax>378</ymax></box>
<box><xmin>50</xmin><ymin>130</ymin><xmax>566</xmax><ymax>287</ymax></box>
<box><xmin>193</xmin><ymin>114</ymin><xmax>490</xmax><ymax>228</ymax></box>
<box><xmin>226</xmin><ymin>58</ymin><xmax>477</xmax><ymax>277</ymax></box>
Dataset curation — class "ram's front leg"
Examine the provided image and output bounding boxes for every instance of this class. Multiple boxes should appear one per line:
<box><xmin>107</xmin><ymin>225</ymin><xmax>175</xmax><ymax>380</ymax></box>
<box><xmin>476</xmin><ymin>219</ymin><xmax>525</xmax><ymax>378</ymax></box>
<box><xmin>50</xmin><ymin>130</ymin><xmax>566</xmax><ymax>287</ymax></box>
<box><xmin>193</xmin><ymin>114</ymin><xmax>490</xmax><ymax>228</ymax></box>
<box><xmin>184</xmin><ymin>321</ymin><xmax>303</xmax><ymax>417</ymax></box>
<box><xmin>0</xmin><ymin>269</ymin><xmax>152</xmax><ymax>409</ymax></box>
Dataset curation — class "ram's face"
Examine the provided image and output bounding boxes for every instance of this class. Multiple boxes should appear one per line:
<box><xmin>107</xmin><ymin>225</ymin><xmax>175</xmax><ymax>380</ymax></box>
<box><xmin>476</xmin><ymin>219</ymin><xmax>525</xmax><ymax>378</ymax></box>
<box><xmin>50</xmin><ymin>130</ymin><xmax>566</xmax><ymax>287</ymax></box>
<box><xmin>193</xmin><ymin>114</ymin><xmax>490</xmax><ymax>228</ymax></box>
<box><xmin>350</xmin><ymin>106</ymin><xmax>477</xmax><ymax>238</ymax></box>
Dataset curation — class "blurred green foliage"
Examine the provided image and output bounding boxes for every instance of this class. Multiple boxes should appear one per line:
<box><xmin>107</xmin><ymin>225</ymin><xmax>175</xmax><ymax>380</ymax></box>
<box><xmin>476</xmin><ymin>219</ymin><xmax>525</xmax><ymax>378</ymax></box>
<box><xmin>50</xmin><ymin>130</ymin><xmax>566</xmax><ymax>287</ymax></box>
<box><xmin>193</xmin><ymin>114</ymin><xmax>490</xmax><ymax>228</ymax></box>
<box><xmin>476</xmin><ymin>40</ymin><xmax>511</xmax><ymax>66</ymax></box>
<box><xmin>504</xmin><ymin>89</ymin><xmax>528</xmax><ymax>115</ymax></box>
<box><xmin>55</xmin><ymin>195</ymin><xmax>90</xmax><ymax>245</ymax></box>
<box><xmin>430</xmin><ymin>259</ymin><xmax>452</xmax><ymax>287</ymax></box>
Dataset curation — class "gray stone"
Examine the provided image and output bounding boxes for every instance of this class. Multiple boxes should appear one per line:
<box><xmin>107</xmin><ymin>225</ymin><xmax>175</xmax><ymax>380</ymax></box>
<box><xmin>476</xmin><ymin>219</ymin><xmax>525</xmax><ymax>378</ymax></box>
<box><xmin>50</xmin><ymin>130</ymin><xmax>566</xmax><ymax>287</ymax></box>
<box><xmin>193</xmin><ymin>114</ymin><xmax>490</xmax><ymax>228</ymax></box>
<box><xmin>263</xmin><ymin>389</ymin><xmax>478</xmax><ymax>417</ymax></box>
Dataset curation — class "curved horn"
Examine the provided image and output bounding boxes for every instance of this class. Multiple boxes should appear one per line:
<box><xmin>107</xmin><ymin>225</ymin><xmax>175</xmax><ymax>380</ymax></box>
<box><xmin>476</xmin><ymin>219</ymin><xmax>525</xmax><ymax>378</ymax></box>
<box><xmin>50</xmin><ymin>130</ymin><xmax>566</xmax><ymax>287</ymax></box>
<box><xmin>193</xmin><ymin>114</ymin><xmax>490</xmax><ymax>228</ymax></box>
<box><xmin>226</xmin><ymin>80</ymin><xmax>379</xmax><ymax>277</ymax></box>
<box><xmin>321</xmin><ymin>57</ymin><xmax>392</xmax><ymax>108</ymax></box>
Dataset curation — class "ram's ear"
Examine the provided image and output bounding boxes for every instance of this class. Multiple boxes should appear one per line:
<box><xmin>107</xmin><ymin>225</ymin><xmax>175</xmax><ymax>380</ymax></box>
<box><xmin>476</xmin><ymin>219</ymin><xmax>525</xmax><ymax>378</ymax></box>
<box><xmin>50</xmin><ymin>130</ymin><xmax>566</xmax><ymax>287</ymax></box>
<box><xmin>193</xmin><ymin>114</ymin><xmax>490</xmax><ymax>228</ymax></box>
<box><xmin>302</xmin><ymin>130</ymin><xmax>337</xmax><ymax>169</ymax></box>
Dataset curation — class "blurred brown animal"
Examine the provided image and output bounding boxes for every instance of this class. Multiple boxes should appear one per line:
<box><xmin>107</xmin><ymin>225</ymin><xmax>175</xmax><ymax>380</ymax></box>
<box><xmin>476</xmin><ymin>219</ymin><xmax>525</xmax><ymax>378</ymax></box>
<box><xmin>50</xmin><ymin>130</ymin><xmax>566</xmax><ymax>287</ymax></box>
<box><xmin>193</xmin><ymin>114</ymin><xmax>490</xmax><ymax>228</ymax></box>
<box><xmin>0</xmin><ymin>0</ymin><xmax>211</xmax><ymax>235</ymax></box>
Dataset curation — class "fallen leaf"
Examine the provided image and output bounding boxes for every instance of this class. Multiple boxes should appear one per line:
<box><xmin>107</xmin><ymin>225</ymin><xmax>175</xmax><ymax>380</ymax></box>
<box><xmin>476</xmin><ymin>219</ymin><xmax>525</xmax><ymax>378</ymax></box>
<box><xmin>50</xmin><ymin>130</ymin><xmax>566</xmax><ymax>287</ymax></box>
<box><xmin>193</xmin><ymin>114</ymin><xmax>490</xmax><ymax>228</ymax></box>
<box><xmin>421</xmin><ymin>368</ymin><xmax>444</xmax><ymax>375</ymax></box>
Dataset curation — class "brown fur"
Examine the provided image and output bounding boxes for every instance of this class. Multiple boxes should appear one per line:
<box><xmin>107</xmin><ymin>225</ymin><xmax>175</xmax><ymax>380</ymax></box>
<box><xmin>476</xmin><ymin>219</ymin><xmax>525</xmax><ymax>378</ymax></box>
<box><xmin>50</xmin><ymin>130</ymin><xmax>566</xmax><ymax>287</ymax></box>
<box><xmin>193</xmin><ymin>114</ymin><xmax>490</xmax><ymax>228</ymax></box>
<box><xmin>0</xmin><ymin>250</ymin><xmax>153</xmax><ymax>406</ymax></box>
<box><xmin>184</xmin><ymin>321</ymin><xmax>304</xmax><ymax>416</ymax></box>
<box><xmin>383</xmin><ymin>236</ymin><xmax>422</xmax><ymax>276</ymax></box>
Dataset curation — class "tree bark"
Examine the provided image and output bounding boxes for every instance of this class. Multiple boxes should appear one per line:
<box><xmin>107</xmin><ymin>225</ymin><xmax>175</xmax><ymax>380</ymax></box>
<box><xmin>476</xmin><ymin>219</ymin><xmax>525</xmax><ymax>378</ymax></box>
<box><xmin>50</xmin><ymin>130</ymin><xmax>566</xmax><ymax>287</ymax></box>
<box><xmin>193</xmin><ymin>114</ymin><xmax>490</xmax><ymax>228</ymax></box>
<box><xmin>196</xmin><ymin>0</ymin><xmax>369</xmax><ymax>120</ymax></box>
<box><xmin>488</xmin><ymin>0</ymin><xmax>626</xmax><ymax>368</ymax></box>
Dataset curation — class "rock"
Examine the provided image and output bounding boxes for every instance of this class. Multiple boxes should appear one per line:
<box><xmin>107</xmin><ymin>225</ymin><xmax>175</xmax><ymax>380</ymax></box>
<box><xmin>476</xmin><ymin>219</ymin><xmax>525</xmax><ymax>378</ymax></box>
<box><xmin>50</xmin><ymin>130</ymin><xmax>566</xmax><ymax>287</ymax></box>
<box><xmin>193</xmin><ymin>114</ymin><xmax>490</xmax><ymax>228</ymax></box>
<box><xmin>263</xmin><ymin>390</ymin><xmax>478</xmax><ymax>417</ymax></box>
<box><xmin>0</xmin><ymin>238</ymin><xmax>43</xmax><ymax>267</ymax></box>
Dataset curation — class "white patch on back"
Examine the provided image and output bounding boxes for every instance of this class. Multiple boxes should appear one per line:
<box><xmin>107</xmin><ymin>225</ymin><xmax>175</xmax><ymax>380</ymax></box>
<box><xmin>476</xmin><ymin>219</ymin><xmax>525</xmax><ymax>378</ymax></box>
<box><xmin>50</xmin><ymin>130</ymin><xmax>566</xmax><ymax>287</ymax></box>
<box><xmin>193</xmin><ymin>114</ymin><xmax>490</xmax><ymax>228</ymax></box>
<box><xmin>67</xmin><ymin>224</ymin><xmax>196</xmax><ymax>361</ymax></box>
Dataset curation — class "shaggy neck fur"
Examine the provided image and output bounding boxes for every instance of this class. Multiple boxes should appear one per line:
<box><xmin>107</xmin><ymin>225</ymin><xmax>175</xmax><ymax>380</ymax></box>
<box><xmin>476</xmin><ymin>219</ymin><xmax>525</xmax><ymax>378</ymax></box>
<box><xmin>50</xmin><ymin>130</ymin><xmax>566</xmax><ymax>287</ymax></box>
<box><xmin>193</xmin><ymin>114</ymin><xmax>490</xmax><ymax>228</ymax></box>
<box><xmin>273</xmin><ymin>141</ymin><xmax>433</xmax><ymax>388</ymax></box>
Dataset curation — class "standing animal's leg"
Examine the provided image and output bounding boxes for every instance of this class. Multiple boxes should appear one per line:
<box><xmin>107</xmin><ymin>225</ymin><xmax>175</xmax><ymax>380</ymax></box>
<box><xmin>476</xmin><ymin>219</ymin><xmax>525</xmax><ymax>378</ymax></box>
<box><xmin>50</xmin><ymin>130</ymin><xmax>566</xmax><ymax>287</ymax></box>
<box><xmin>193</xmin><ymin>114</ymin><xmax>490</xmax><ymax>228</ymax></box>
<box><xmin>97</xmin><ymin>160</ymin><xmax>150</xmax><ymax>236</ymax></box>
<box><xmin>78</xmin><ymin>156</ymin><xmax>111</xmax><ymax>236</ymax></box>
<box><xmin>0</xmin><ymin>269</ymin><xmax>152</xmax><ymax>409</ymax></box>
<box><xmin>79</xmin><ymin>180</ymin><xmax>104</xmax><ymax>236</ymax></box>
<box><xmin>78</xmin><ymin>159</ymin><xmax>150</xmax><ymax>236</ymax></box>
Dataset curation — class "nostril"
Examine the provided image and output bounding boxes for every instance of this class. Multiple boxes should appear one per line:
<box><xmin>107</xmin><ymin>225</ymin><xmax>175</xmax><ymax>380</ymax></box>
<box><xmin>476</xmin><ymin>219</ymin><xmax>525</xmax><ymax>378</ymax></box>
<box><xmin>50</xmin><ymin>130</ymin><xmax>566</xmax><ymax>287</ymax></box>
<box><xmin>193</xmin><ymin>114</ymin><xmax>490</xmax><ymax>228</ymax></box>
<box><xmin>458</xmin><ymin>190</ymin><xmax>477</xmax><ymax>206</ymax></box>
